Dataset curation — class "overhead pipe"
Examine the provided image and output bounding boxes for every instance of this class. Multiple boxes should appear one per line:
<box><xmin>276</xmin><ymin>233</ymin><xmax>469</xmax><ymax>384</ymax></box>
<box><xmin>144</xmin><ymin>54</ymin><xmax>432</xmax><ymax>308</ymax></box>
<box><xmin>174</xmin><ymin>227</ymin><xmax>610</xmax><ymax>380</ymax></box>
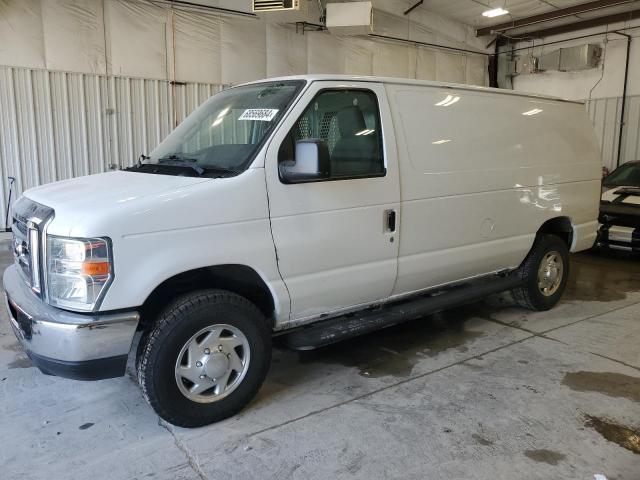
<box><xmin>150</xmin><ymin>0</ymin><xmax>257</xmax><ymax>18</ymax></box>
<box><xmin>367</xmin><ymin>33</ymin><xmax>491</xmax><ymax>57</ymax></box>
<box><xmin>488</xmin><ymin>39</ymin><xmax>500</xmax><ymax>87</ymax></box>
<box><xmin>615</xmin><ymin>31</ymin><xmax>632</xmax><ymax>168</ymax></box>
<box><xmin>290</xmin><ymin>24</ymin><xmax>492</xmax><ymax>57</ymax></box>
<box><xmin>404</xmin><ymin>0</ymin><xmax>424</xmax><ymax>16</ymax></box>
<box><xmin>497</xmin><ymin>8</ymin><xmax>640</xmax><ymax>40</ymax></box>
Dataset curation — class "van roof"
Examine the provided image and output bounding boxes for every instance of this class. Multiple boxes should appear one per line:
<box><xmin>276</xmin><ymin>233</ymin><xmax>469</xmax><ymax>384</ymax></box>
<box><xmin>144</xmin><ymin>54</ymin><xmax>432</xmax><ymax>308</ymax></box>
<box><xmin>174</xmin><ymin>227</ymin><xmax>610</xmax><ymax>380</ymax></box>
<box><xmin>243</xmin><ymin>74</ymin><xmax>584</xmax><ymax>105</ymax></box>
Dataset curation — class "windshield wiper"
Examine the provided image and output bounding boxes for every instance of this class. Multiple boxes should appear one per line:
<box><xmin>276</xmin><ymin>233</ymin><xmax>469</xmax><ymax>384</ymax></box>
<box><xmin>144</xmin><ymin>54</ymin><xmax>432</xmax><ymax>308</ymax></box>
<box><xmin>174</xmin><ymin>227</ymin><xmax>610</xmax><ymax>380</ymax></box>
<box><xmin>157</xmin><ymin>155</ymin><xmax>205</xmax><ymax>175</ymax></box>
<box><xmin>123</xmin><ymin>153</ymin><xmax>150</xmax><ymax>170</ymax></box>
<box><xmin>134</xmin><ymin>155</ymin><xmax>240</xmax><ymax>177</ymax></box>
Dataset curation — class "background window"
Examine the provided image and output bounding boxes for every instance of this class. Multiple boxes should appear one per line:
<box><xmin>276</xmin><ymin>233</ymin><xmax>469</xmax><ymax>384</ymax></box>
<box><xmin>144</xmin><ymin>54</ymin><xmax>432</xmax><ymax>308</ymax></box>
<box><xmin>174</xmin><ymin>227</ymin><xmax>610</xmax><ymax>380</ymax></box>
<box><xmin>280</xmin><ymin>89</ymin><xmax>385</xmax><ymax>180</ymax></box>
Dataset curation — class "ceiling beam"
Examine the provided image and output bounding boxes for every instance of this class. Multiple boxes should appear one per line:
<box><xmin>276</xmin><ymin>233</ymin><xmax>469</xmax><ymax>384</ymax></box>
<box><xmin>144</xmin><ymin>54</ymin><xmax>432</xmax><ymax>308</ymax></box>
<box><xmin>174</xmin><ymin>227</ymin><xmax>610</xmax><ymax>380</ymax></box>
<box><xmin>510</xmin><ymin>8</ymin><xmax>640</xmax><ymax>39</ymax></box>
<box><xmin>404</xmin><ymin>0</ymin><xmax>424</xmax><ymax>15</ymax></box>
<box><xmin>476</xmin><ymin>0</ymin><xmax>636</xmax><ymax>36</ymax></box>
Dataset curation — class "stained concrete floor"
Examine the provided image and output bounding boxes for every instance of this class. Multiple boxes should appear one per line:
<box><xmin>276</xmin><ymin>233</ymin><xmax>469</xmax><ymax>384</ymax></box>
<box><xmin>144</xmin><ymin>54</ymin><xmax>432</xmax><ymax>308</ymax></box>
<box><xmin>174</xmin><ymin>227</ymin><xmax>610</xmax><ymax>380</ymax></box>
<box><xmin>0</xmin><ymin>242</ymin><xmax>639</xmax><ymax>480</ymax></box>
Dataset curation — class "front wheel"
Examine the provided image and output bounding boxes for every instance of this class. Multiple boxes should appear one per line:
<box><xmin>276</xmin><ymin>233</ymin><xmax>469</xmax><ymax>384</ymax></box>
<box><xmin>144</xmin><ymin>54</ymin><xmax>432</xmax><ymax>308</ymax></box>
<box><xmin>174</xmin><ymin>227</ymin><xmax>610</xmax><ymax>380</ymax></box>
<box><xmin>512</xmin><ymin>234</ymin><xmax>569</xmax><ymax>311</ymax></box>
<box><xmin>137</xmin><ymin>290</ymin><xmax>271</xmax><ymax>428</ymax></box>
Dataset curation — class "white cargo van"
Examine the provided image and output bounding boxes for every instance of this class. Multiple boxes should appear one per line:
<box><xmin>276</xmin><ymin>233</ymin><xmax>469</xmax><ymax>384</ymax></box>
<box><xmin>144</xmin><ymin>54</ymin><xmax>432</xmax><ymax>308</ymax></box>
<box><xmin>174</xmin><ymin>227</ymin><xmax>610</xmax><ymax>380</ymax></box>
<box><xmin>4</xmin><ymin>75</ymin><xmax>601</xmax><ymax>427</ymax></box>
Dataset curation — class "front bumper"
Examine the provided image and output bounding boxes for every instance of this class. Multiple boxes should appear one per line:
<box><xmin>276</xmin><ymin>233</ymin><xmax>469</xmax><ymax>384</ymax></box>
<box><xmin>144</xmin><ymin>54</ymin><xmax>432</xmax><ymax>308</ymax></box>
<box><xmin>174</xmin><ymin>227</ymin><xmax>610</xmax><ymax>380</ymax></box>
<box><xmin>597</xmin><ymin>224</ymin><xmax>640</xmax><ymax>252</ymax></box>
<box><xmin>3</xmin><ymin>265</ymin><xmax>139</xmax><ymax>380</ymax></box>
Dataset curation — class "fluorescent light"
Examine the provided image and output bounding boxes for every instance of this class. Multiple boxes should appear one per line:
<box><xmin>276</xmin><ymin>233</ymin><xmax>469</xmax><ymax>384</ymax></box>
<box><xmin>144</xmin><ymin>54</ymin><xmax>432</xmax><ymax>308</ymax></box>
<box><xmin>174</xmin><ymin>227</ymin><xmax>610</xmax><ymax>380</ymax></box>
<box><xmin>445</xmin><ymin>96</ymin><xmax>460</xmax><ymax>106</ymax></box>
<box><xmin>482</xmin><ymin>7</ymin><xmax>509</xmax><ymax>18</ymax></box>
<box><xmin>522</xmin><ymin>108</ymin><xmax>543</xmax><ymax>116</ymax></box>
<box><xmin>355</xmin><ymin>129</ymin><xmax>374</xmax><ymax>136</ymax></box>
<box><xmin>435</xmin><ymin>95</ymin><xmax>453</xmax><ymax>106</ymax></box>
<box><xmin>435</xmin><ymin>95</ymin><xmax>460</xmax><ymax>107</ymax></box>
<box><xmin>432</xmin><ymin>139</ymin><xmax>451</xmax><ymax>145</ymax></box>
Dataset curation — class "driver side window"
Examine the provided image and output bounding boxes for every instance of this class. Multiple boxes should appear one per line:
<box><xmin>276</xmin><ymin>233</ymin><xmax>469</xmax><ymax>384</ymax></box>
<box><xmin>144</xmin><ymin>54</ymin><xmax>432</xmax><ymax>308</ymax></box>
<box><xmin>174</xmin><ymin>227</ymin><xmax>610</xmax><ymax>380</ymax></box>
<box><xmin>278</xmin><ymin>89</ymin><xmax>385</xmax><ymax>181</ymax></box>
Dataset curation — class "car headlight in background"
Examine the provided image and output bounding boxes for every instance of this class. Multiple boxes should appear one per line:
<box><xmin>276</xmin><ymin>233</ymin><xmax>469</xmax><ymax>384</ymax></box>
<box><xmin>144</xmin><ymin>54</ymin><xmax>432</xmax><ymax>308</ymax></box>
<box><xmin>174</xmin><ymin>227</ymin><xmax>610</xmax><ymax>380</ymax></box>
<box><xmin>46</xmin><ymin>236</ymin><xmax>113</xmax><ymax>311</ymax></box>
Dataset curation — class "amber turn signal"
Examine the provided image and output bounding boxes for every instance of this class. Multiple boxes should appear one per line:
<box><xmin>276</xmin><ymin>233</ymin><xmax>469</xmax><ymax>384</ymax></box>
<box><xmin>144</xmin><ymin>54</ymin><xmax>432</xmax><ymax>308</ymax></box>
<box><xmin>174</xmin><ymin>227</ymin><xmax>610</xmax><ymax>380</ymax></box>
<box><xmin>81</xmin><ymin>261</ymin><xmax>110</xmax><ymax>276</ymax></box>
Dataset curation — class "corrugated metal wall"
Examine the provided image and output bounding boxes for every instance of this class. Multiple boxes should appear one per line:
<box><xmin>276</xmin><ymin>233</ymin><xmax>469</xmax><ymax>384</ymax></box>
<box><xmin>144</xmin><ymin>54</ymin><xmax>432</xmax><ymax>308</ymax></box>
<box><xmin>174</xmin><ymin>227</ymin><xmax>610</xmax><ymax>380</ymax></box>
<box><xmin>586</xmin><ymin>95</ymin><xmax>640</xmax><ymax>172</ymax></box>
<box><xmin>0</xmin><ymin>66</ymin><xmax>224</xmax><ymax>228</ymax></box>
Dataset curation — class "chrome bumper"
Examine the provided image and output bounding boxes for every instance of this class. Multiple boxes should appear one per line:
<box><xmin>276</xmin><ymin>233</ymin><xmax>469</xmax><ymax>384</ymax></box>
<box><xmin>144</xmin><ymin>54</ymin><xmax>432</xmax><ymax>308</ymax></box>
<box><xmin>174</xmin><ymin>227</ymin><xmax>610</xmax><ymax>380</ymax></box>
<box><xmin>3</xmin><ymin>265</ymin><xmax>139</xmax><ymax>380</ymax></box>
<box><xmin>597</xmin><ymin>224</ymin><xmax>639</xmax><ymax>252</ymax></box>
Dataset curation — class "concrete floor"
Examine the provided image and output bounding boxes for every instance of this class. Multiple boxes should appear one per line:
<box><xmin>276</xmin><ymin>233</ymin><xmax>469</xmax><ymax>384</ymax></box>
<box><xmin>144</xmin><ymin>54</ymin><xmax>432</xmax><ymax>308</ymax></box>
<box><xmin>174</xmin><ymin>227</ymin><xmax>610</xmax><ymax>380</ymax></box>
<box><xmin>0</xmin><ymin>242</ymin><xmax>639</xmax><ymax>480</ymax></box>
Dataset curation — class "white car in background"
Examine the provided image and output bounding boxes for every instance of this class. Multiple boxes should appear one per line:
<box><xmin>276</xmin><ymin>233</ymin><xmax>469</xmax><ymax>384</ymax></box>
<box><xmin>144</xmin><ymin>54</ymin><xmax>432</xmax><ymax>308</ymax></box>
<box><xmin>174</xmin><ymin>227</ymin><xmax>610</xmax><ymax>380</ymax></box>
<box><xmin>598</xmin><ymin>161</ymin><xmax>640</xmax><ymax>252</ymax></box>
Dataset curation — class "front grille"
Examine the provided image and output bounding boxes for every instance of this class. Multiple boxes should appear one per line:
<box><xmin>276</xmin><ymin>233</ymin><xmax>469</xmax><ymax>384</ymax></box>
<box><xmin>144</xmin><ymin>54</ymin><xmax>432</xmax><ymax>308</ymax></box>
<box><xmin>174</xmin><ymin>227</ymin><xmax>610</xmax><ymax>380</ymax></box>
<box><xmin>10</xmin><ymin>197</ymin><xmax>54</xmax><ymax>296</ymax></box>
<box><xmin>12</xmin><ymin>214</ymin><xmax>32</xmax><ymax>285</ymax></box>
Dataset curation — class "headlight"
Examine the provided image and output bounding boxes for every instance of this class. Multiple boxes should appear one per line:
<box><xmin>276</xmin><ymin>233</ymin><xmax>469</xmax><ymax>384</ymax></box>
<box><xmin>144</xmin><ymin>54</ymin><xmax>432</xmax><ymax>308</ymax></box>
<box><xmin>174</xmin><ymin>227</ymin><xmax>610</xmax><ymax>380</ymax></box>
<box><xmin>46</xmin><ymin>236</ymin><xmax>113</xmax><ymax>311</ymax></box>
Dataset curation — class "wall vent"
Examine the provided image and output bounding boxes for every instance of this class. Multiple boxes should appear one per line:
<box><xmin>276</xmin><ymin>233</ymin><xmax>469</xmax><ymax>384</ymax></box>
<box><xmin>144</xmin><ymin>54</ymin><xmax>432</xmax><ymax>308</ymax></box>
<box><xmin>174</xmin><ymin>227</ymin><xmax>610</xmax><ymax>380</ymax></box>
<box><xmin>253</xmin><ymin>0</ymin><xmax>300</xmax><ymax>12</ymax></box>
<box><xmin>538</xmin><ymin>44</ymin><xmax>601</xmax><ymax>72</ymax></box>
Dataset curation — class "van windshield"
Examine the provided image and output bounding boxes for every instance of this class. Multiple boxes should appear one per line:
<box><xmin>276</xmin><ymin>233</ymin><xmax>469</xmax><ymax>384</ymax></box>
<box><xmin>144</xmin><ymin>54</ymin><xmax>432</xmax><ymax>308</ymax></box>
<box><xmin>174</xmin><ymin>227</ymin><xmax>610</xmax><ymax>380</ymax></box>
<box><xmin>131</xmin><ymin>80</ymin><xmax>305</xmax><ymax>178</ymax></box>
<box><xmin>603</xmin><ymin>162</ymin><xmax>640</xmax><ymax>188</ymax></box>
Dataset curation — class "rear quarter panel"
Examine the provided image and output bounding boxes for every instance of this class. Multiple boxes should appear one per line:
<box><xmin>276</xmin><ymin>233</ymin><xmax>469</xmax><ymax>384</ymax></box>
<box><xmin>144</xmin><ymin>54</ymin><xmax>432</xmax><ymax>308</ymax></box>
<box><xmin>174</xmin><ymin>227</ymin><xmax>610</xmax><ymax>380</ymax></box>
<box><xmin>385</xmin><ymin>83</ymin><xmax>600</xmax><ymax>295</ymax></box>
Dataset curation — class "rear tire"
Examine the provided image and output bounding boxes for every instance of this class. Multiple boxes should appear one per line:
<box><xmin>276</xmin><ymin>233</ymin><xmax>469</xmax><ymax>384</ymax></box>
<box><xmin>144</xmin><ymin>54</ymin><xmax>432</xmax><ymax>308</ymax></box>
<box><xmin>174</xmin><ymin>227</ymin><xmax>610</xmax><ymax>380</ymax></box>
<box><xmin>512</xmin><ymin>234</ymin><xmax>569</xmax><ymax>311</ymax></box>
<box><xmin>137</xmin><ymin>289</ymin><xmax>271</xmax><ymax>428</ymax></box>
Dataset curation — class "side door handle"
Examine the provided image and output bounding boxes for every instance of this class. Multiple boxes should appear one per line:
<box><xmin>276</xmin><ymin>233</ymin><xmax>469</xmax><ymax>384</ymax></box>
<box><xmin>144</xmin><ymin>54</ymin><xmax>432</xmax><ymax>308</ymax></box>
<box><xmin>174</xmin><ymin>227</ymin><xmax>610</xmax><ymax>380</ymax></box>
<box><xmin>385</xmin><ymin>209</ymin><xmax>396</xmax><ymax>232</ymax></box>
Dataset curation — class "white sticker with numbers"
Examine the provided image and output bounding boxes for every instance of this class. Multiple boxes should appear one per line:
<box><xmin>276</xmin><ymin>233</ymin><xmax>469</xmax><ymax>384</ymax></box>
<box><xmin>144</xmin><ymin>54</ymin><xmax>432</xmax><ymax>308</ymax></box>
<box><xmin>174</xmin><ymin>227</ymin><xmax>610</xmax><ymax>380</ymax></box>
<box><xmin>238</xmin><ymin>108</ymin><xmax>279</xmax><ymax>121</ymax></box>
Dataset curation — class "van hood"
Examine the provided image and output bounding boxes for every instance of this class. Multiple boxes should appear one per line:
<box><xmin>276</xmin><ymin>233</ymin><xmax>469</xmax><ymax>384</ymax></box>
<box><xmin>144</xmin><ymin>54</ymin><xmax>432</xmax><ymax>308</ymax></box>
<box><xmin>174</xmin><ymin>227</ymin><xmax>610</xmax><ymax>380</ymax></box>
<box><xmin>25</xmin><ymin>171</ymin><xmax>208</xmax><ymax>209</ymax></box>
<box><xmin>23</xmin><ymin>171</ymin><xmax>209</xmax><ymax>236</ymax></box>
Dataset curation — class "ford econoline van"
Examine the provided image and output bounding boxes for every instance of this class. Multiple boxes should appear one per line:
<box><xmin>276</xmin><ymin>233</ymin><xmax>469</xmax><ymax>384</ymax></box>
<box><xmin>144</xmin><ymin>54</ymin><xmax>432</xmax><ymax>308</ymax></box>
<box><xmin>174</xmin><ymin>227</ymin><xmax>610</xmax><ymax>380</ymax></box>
<box><xmin>4</xmin><ymin>75</ymin><xmax>601</xmax><ymax>427</ymax></box>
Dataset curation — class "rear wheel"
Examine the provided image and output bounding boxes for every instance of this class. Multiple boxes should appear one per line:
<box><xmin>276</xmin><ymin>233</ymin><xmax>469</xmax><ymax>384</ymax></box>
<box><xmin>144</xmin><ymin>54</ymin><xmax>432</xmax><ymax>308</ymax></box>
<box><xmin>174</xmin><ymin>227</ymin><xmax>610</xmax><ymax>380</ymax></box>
<box><xmin>137</xmin><ymin>290</ymin><xmax>271</xmax><ymax>428</ymax></box>
<box><xmin>513</xmin><ymin>234</ymin><xmax>569</xmax><ymax>311</ymax></box>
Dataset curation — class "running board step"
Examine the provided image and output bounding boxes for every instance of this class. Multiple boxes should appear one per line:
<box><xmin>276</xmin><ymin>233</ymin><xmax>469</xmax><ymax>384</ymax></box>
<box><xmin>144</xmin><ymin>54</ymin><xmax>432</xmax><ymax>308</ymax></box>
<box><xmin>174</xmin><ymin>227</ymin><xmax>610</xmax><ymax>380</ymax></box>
<box><xmin>284</xmin><ymin>275</ymin><xmax>522</xmax><ymax>350</ymax></box>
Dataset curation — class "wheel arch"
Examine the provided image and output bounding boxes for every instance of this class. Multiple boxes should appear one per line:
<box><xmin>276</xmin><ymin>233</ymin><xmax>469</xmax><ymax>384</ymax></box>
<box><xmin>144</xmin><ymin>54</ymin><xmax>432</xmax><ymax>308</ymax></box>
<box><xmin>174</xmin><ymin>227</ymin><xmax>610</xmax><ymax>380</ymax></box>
<box><xmin>138</xmin><ymin>264</ymin><xmax>277</xmax><ymax>332</ymax></box>
<box><xmin>537</xmin><ymin>216</ymin><xmax>574</xmax><ymax>249</ymax></box>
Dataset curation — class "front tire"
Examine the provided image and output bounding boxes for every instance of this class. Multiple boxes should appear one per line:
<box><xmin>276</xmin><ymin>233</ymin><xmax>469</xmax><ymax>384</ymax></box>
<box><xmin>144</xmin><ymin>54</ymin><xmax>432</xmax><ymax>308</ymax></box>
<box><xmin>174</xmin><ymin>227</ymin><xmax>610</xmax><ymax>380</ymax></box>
<box><xmin>512</xmin><ymin>234</ymin><xmax>569</xmax><ymax>311</ymax></box>
<box><xmin>137</xmin><ymin>290</ymin><xmax>271</xmax><ymax>428</ymax></box>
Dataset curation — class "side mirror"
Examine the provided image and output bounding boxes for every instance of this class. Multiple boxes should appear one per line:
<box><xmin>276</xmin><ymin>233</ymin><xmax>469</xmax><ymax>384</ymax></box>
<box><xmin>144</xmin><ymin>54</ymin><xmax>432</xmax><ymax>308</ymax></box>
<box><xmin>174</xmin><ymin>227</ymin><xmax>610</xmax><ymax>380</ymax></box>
<box><xmin>279</xmin><ymin>139</ymin><xmax>330</xmax><ymax>183</ymax></box>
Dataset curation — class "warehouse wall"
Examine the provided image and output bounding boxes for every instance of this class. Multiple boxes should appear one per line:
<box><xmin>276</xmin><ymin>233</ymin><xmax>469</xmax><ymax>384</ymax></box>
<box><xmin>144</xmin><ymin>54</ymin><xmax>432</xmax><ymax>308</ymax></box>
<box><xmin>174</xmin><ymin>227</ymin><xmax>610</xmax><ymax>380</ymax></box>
<box><xmin>0</xmin><ymin>0</ymin><xmax>490</xmax><ymax>84</ymax></box>
<box><xmin>585</xmin><ymin>95</ymin><xmax>640</xmax><ymax>172</ymax></box>
<box><xmin>0</xmin><ymin>0</ymin><xmax>490</xmax><ymax>227</ymax></box>
<box><xmin>0</xmin><ymin>66</ymin><xmax>222</xmax><ymax>222</ymax></box>
<box><xmin>509</xmin><ymin>19</ymin><xmax>640</xmax><ymax>170</ymax></box>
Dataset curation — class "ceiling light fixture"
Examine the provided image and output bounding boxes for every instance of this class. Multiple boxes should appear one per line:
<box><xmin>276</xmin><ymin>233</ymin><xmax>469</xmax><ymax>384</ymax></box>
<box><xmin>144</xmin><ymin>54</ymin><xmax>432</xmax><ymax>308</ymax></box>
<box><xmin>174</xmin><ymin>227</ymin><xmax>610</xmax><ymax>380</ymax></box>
<box><xmin>355</xmin><ymin>129</ymin><xmax>375</xmax><ymax>136</ymax></box>
<box><xmin>482</xmin><ymin>7</ymin><xmax>509</xmax><ymax>18</ymax></box>
<box><xmin>435</xmin><ymin>95</ymin><xmax>460</xmax><ymax>107</ymax></box>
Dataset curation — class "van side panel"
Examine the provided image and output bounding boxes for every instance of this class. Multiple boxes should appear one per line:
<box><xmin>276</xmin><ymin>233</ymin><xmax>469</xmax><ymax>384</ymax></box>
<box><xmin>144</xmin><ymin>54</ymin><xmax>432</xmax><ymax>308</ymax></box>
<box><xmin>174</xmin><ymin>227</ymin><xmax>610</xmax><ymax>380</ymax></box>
<box><xmin>385</xmin><ymin>84</ymin><xmax>601</xmax><ymax>296</ymax></box>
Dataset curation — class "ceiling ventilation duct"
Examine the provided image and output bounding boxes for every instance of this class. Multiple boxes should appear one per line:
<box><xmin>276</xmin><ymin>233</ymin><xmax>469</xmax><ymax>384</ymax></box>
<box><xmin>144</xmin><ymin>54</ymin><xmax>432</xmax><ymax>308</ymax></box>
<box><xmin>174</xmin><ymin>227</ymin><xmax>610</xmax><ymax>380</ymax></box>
<box><xmin>538</xmin><ymin>44</ymin><xmax>602</xmax><ymax>72</ymax></box>
<box><xmin>253</xmin><ymin>0</ymin><xmax>301</xmax><ymax>11</ymax></box>
<box><xmin>326</xmin><ymin>1</ymin><xmax>373</xmax><ymax>35</ymax></box>
<box><xmin>537</xmin><ymin>49</ymin><xmax>561</xmax><ymax>72</ymax></box>
<box><xmin>252</xmin><ymin>0</ymin><xmax>308</xmax><ymax>21</ymax></box>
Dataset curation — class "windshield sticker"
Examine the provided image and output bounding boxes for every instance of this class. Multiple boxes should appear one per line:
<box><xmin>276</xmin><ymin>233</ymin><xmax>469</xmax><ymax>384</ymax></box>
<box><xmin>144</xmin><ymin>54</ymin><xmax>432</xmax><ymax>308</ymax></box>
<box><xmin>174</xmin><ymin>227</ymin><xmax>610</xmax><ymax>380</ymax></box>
<box><xmin>238</xmin><ymin>108</ymin><xmax>279</xmax><ymax>121</ymax></box>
